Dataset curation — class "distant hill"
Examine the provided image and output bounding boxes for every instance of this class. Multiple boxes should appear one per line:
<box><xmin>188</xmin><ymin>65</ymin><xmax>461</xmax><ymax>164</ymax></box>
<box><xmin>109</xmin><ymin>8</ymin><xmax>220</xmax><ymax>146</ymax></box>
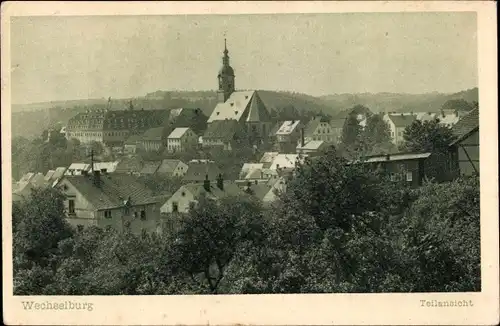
<box><xmin>11</xmin><ymin>88</ymin><xmax>478</xmax><ymax>140</ymax></box>
<box><xmin>319</xmin><ymin>88</ymin><xmax>478</xmax><ymax>114</ymax></box>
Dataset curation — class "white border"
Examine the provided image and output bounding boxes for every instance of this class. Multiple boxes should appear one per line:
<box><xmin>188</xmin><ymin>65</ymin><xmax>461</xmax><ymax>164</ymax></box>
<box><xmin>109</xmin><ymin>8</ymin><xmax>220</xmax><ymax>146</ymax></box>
<box><xmin>2</xmin><ymin>2</ymin><xmax>498</xmax><ymax>325</ymax></box>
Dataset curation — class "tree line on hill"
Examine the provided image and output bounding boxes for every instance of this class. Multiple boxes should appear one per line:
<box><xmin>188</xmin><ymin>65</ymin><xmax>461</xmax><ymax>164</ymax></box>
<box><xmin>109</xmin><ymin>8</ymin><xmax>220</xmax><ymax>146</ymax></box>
<box><xmin>13</xmin><ymin>147</ymin><xmax>480</xmax><ymax>295</ymax></box>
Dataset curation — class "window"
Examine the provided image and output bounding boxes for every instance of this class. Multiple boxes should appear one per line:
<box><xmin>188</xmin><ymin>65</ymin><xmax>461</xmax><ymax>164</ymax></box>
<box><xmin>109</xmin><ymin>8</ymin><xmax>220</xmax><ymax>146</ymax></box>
<box><xmin>124</xmin><ymin>207</ymin><xmax>130</xmax><ymax>215</ymax></box>
<box><xmin>390</xmin><ymin>173</ymin><xmax>397</xmax><ymax>182</ymax></box>
<box><xmin>104</xmin><ymin>210</ymin><xmax>112</xmax><ymax>218</ymax></box>
<box><xmin>181</xmin><ymin>191</ymin><xmax>186</xmax><ymax>197</ymax></box>
<box><xmin>398</xmin><ymin>131</ymin><xmax>402</xmax><ymax>137</ymax></box>
<box><xmin>406</xmin><ymin>171</ymin><xmax>413</xmax><ymax>182</ymax></box>
<box><xmin>77</xmin><ymin>224</ymin><xmax>84</xmax><ymax>232</ymax></box>
<box><xmin>134</xmin><ymin>212</ymin><xmax>138</xmax><ymax>218</ymax></box>
<box><xmin>68</xmin><ymin>200</ymin><xmax>75</xmax><ymax>215</ymax></box>
<box><xmin>172</xmin><ymin>202</ymin><xmax>179</xmax><ymax>213</ymax></box>
<box><xmin>140</xmin><ymin>210</ymin><xmax>146</xmax><ymax>221</ymax></box>
<box><xmin>216</xmin><ymin>112</ymin><xmax>220</xmax><ymax>115</ymax></box>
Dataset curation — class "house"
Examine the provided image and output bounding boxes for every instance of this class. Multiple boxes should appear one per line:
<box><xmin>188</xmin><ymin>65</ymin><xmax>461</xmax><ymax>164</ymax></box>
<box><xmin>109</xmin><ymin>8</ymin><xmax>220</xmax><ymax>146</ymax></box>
<box><xmin>114</xmin><ymin>157</ymin><xmax>143</xmax><ymax>175</ymax></box>
<box><xmin>166</xmin><ymin>107</ymin><xmax>208</xmax><ymax>136</ymax></box>
<box><xmin>19</xmin><ymin>172</ymin><xmax>35</xmax><ymax>183</ymax></box>
<box><xmin>65</xmin><ymin>163</ymin><xmax>91</xmax><ymax>176</ymax></box>
<box><xmin>156</xmin><ymin>159</ymin><xmax>188</xmax><ymax>177</ymax></box>
<box><xmin>352</xmin><ymin>152</ymin><xmax>432</xmax><ymax>187</ymax></box>
<box><xmin>275</xmin><ymin>120</ymin><xmax>304</xmax><ymax>153</ymax></box>
<box><xmin>329</xmin><ymin>118</ymin><xmax>346</xmax><ymax>144</ymax></box>
<box><xmin>303</xmin><ymin>116</ymin><xmax>337</xmax><ymax>143</ymax></box>
<box><xmin>262</xmin><ymin>176</ymin><xmax>288</xmax><ymax>204</ymax></box>
<box><xmin>383</xmin><ymin>113</ymin><xmax>417</xmax><ymax>145</ymax></box>
<box><xmin>160</xmin><ymin>174</ymin><xmax>244</xmax><ymax>214</ymax></box>
<box><xmin>436</xmin><ymin>111</ymin><xmax>461</xmax><ymax>128</ymax></box>
<box><xmin>139</xmin><ymin>127</ymin><xmax>164</xmax><ymax>152</ymax></box>
<box><xmin>124</xmin><ymin>134</ymin><xmax>142</xmax><ymax>154</ymax></box>
<box><xmin>296</xmin><ymin>140</ymin><xmax>328</xmax><ymax>156</ymax></box>
<box><xmin>239</xmin><ymin>163</ymin><xmax>264</xmax><ymax>179</ymax></box>
<box><xmin>183</xmin><ymin>162</ymin><xmax>222</xmax><ymax>183</ymax></box>
<box><xmin>259</xmin><ymin>152</ymin><xmax>279</xmax><ymax>166</ymax></box>
<box><xmin>93</xmin><ymin>161</ymin><xmax>120</xmax><ymax>174</ymax></box>
<box><xmin>44</xmin><ymin>170</ymin><xmax>56</xmax><ymax>182</ymax></box>
<box><xmin>240</xmin><ymin>181</ymin><xmax>272</xmax><ymax>201</ymax></box>
<box><xmin>166</xmin><ymin>127</ymin><xmax>198</xmax><ymax>153</ymax></box>
<box><xmin>139</xmin><ymin>161</ymin><xmax>162</xmax><ymax>176</ymax></box>
<box><xmin>45</xmin><ymin>167</ymin><xmax>67</xmax><ymax>184</ymax></box>
<box><xmin>269</xmin><ymin>153</ymin><xmax>305</xmax><ymax>171</ymax></box>
<box><xmin>202</xmin><ymin>120</ymin><xmax>246</xmax><ymax>150</ymax></box>
<box><xmin>13</xmin><ymin>173</ymin><xmax>50</xmax><ymax>202</ymax></box>
<box><xmin>449</xmin><ymin>108</ymin><xmax>479</xmax><ymax>177</ymax></box>
<box><xmin>56</xmin><ymin>171</ymin><xmax>163</xmax><ymax>234</ymax></box>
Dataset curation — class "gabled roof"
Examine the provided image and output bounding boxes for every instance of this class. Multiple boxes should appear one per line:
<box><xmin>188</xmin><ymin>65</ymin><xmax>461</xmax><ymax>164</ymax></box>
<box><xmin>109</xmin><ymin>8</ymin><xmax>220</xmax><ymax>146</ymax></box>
<box><xmin>19</xmin><ymin>172</ymin><xmax>35</xmax><ymax>183</ymax></box>
<box><xmin>297</xmin><ymin>140</ymin><xmax>325</xmax><ymax>151</ymax></box>
<box><xmin>140</xmin><ymin>161</ymin><xmax>161</xmax><ymax>175</ymax></box>
<box><xmin>276</xmin><ymin>120</ymin><xmax>301</xmax><ymax>135</ymax></box>
<box><xmin>246</xmin><ymin>91</ymin><xmax>271</xmax><ymax>122</ymax></box>
<box><xmin>329</xmin><ymin>118</ymin><xmax>346</xmax><ymax>128</ymax></box>
<box><xmin>387</xmin><ymin>114</ymin><xmax>417</xmax><ymax>128</ymax></box>
<box><xmin>61</xmin><ymin>174</ymin><xmax>158</xmax><ymax>210</ymax></box>
<box><xmin>141</xmin><ymin>127</ymin><xmax>164</xmax><ymax>141</ymax></box>
<box><xmin>260</xmin><ymin>152</ymin><xmax>279</xmax><ymax>163</ymax></box>
<box><xmin>245</xmin><ymin>168</ymin><xmax>265</xmax><ymax>180</ymax></box>
<box><xmin>183</xmin><ymin>162</ymin><xmax>222</xmax><ymax>182</ymax></box>
<box><xmin>93</xmin><ymin>161</ymin><xmax>120</xmax><ymax>173</ymax></box>
<box><xmin>44</xmin><ymin>170</ymin><xmax>56</xmax><ymax>181</ymax></box>
<box><xmin>303</xmin><ymin>118</ymin><xmax>321</xmax><ymax>136</ymax></box>
<box><xmin>207</xmin><ymin>91</ymin><xmax>255</xmax><ymax>123</ymax></box>
<box><xmin>157</xmin><ymin>159</ymin><xmax>185</xmax><ymax>174</ymax></box>
<box><xmin>352</xmin><ymin>152</ymin><xmax>432</xmax><ymax>164</ymax></box>
<box><xmin>67</xmin><ymin>163</ymin><xmax>91</xmax><ymax>173</ymax></box>
<box><xmin>203</xmin><ymin>120</ymin><xmax>240</xmax><ymax>140</ymax></box>
<box><xmin>167</xmin><ymin>127</ymin><xmax>191</xmax><ymax>139</ymax></box>
<box><xmin>450</xmin><ymin>108</ymin><xmax>479</xmax><ymax>146</ymax></box>
<box><xmin>243</xmin><ymin>183</ymin><xmax>272</xmax><ymax>200</ymax></box>
<box><xmin>115</xmin><ymin>157</ymin><xmax>143</xmax><ymax>174</ymax></box>
<box><xmin>30</xmin><ymin>173</ymin><xmax>47</xmax><ymax>187</ymax></box>
<box><xmin>51</xmin><ymin>167</ymin><xmax>67</xmax><ymax>180</ymax></box>
<box><xmin>240</xmin><ymin>163</ymin><xmax>264</xmax><ymax>177</ymax></box>
<box><xmin>269</xmin><ymin>154</ymin><xmax>305</xmax><ymax>170</ymax></box>
<box><xmin>124</xmin><ymin>134</ymin><xmax>142</xmax><ymax>145</ymax></box>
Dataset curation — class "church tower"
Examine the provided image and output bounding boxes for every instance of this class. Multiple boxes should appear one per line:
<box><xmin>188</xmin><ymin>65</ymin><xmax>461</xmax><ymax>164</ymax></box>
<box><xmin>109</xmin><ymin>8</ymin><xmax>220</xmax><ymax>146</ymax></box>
<box><xmin>217</xmin><ymin>39</ymin><xmax>235</xmax><ymax>103</ymax></box>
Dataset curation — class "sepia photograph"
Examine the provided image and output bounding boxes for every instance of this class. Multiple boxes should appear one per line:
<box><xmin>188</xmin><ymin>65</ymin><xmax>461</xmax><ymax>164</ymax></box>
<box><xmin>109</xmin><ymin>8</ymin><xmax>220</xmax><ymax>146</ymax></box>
<box><xmin>2</xmin><ymin>1</ymin><xmax>498</xmax><ymax>325</ymax></box>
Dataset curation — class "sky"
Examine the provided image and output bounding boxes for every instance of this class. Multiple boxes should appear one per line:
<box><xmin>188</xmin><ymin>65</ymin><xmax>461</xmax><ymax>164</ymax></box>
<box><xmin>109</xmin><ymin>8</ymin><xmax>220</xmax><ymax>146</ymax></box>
<box><xmin>10</xmin><ymin>12</ymin><xmax>477</xmax><ymax>104</ymax></box>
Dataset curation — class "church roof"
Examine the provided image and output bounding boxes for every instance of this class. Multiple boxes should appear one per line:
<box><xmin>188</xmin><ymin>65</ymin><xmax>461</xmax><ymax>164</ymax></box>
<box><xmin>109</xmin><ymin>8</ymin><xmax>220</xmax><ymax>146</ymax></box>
<box><xmin>203</xmin><ymin>120</ymin><xmax>240</xmax><ymax>140</ymax></box>
<box><xmin>247</xmin><ymin>92</ymin><xmax>271</xmax><ymax>122</ymax></box>
<box><xmin>208</xmin><ymin>91</ymin><xmax>254</xmax><ymax>122</ymax></box>
<box><xmin>218</xmin><ymin>65</ymin><xmax>235</xmax><ymax>76</ymax></box>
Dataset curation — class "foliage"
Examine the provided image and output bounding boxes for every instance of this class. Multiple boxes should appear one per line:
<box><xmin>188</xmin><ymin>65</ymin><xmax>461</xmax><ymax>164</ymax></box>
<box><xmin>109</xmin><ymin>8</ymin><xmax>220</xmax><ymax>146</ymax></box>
<box><xmin>361</xmin><ymin>113</ymin><xmax>396</xmax><ymax>155</ymax></box>
<box><xmin>340</xmin><ymin>114</ymin><xmax>363</xmax><ymax>157</ymax></box>
<box><xmin>12</xmin><ymin>148</ymin><xmax>480</xmax><ymax>295</ymax></box>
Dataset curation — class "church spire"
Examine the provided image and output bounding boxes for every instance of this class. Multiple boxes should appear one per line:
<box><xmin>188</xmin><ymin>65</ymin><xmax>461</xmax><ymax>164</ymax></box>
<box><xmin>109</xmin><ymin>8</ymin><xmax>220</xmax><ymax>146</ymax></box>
<box><xmin>217</xmin><ymin>37</ymin><xmax>235</xmax><ymax>103</ymax></box>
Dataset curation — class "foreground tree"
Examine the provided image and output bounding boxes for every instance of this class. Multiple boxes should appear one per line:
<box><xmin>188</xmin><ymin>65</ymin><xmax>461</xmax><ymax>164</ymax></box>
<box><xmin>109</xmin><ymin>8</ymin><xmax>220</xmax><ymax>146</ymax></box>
<box><xmin>361</xmin><ymin>113</ymin><xmax>395</xmax><ymax>155</ymax></box>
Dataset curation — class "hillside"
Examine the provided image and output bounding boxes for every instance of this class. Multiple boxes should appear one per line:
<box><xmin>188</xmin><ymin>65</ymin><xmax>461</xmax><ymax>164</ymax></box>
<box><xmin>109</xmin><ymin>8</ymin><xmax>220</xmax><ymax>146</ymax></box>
<box><xmin>11</xmin><ymin>88</ymin><xmax>478</xmax><ymax>140</ymax></box>
<box><xmin>319</xmin><ymin>88</ymin><xmax>478</xmax><ymax>114</ymax></box>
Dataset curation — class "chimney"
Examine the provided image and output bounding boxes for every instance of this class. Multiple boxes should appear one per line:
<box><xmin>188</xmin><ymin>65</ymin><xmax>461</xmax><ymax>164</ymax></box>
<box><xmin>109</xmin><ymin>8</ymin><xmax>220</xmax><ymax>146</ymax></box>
<box><xmin>93</xmin><ymin>170</ymin><xmax>101</xmax><ymax>187</ymax></box>
<box><xmin>216</xmin><ymin>173</ymin><xmax>224</xmax><ymax>191</ymax></box>
<box><xmin>203</xmin><ymin>174</ymin><xmax>211</xmax><ymax>192</ymax></box>
<box><xmin>301</xmin><ymin>128</ymin><xmax>305</xmax><ymax>147</ymax></box>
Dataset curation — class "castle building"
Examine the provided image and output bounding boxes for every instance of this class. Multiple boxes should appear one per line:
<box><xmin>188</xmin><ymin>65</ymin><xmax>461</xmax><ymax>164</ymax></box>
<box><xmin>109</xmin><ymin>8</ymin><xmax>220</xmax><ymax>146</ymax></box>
<box><xmin>205</xmin><ymin>39</ymin><xmax>272</xmax><ymax>146</ymax></box>
<box><xmin>65</xmin><ymin>108</ymin><xmax>169</xmax><ymax>146</ymax></box>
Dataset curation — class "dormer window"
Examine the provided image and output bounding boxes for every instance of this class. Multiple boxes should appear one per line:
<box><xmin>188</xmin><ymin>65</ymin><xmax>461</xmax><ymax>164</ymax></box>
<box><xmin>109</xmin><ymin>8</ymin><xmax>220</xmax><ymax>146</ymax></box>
<box><xmin>230</xmin><ymin>103</ymin><xmax>234</xmax><ymax>107</ymax></box>
<box><xmin>235</xmin><ymin>111</ymin><xmax>238</xmax><ymax>115</ymax></box>
<box><xmin>216</xmin><ymin>112</ymin><xmax>220</xmax><ymax>115</ymax></box>
<box><xmin>245</xmin><ymin>96</ymin><xmax>249</xmax><ymax>99</ymax></box>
